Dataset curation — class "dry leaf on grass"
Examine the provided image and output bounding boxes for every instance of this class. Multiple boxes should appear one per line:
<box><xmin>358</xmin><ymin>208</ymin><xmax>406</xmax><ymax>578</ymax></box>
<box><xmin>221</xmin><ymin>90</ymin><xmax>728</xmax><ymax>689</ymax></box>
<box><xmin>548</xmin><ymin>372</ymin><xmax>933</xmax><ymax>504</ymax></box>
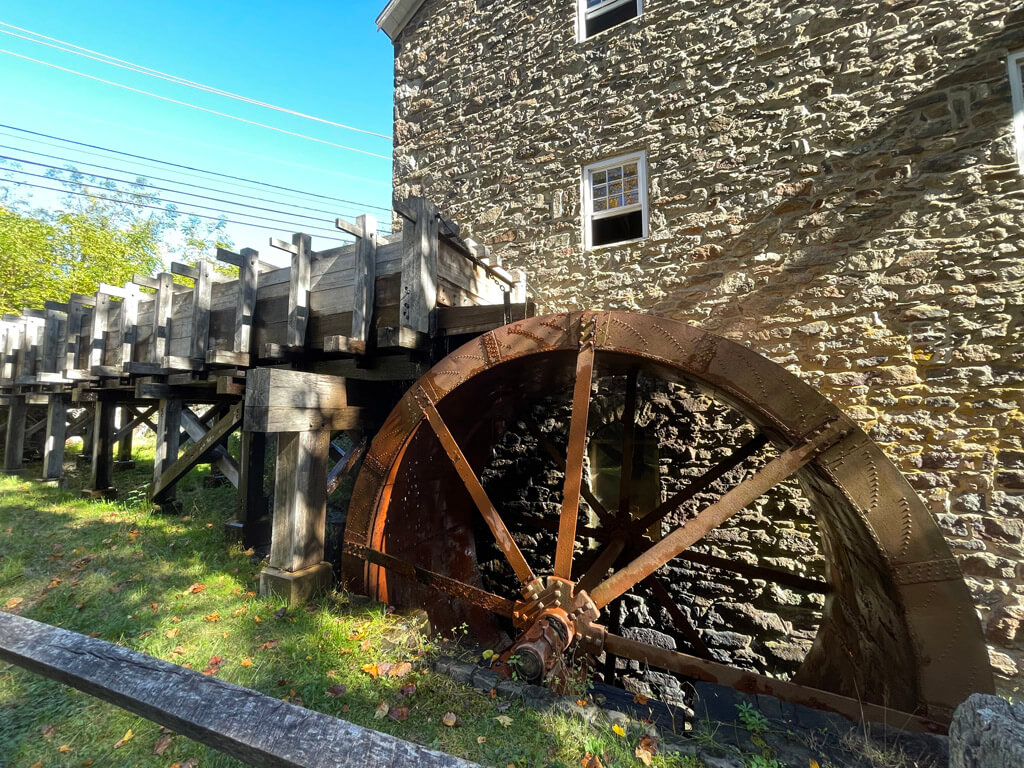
<box><xmin>374</xmin><ymin>701</ymin><xmax>389</xmax><ymax>720</ymax></box>
<box><xmin>4</xmin><ymin>597</ymin><xmax>23</xmax><ymax>610</ymax></box>
<box><xmin>477</xmin><ymin>736</ymin><xmax>486</xmax><ymax>744</ymax></box>
<box><xmin>388</xmin><ymin>661</ymin><xmax>412</xmax><ymax>678</ymax></box>
<box><xmin>632</xmin><ymin>693</ymin><xmax>647</xmax><ymax>705</ymax></box>
<box><xmin>326</xmin><ymin>684</ymin><xmax>347</xmax><ymax>698</ymax></box>
<box><xmin>388</xmin><ymin>706</ymin><xmax>409</xmax><ymax>722</ymax></box>
<box><xmin>255</xmin><ymin>639</ymin><xmax>279</xmax><ymax>651</ymax></box>
<box><xmin>495</xmin><ymin>715</ymin><xmax>513</xmax><ymax>728</ymax></box>
<box><xmin>361</xmin><ymin>663</ymin><xmax>380</xmax><ymax>678</ymax></box>
<box><xmin>186</xmin><ymin>583</ymin><xmax>206</xmax><ymax>594</ymax></box>
<box><xmin>273</xmin><ymin>606</ymin><xmax>288</xmax><ymax>619</ymax></box>
<box><xmin>581</xmin><ymin>753</ymin><xmax>604</xmax><ymax>768</ymax></box>
<box><xmin>360</xmin><ymin>638</ymin><xmax>371</xmax><ymax>652</ymax></box>
<box><xmin>153</xmin><ymin>733</ymin><xmax>173</xmax><ymax>755</ymax></box>
<box><xmin>240</xmin><ymin>658</ymin><xmax>253</xmax><ymax>667</ymax></box>
<box><xmin>113</xmin><ymin>729</ymin><xmax>134</xmax><ymax>749</ymax></box>
<box><xmin>441</xmin><ymin>712</ymin><xmax>457</xmax><ymax>727</ymax></box>
<box><xmin>204</xmin><ymin>612</ymin><xmax>220</xmax><ymax>622</ymax></box>
<box><xmin>399</xmin><ymin>683</ymin><xmax>417</xmax><ymax>697</ymax></box>
<box><xmin>58</xmin><ymin>744</ymin><xmax>71</xmax><ymax>753</ymax></box>
<box><xmin>40</xmin><ymin>724</ymin><xmax>55</xmax><ymax>741</ymax></box>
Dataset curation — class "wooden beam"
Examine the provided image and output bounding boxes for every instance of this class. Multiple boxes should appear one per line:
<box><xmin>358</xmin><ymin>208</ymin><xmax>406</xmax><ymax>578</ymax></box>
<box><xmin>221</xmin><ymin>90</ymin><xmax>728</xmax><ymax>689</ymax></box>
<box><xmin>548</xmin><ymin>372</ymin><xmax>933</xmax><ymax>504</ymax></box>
<box><xmin>3</xmin><ymin>395</ymin><xmax>26</xmax><ymax>473</ymax></box>
<box><xmin>180</xmin><ymin>407</ymin><xmax>240</xmax><ymax>488</ymax></box>
<box><xmin>0</xmin><ymin>613</ymin><xmax>481</xmax><ymax>768</ymax></box>
<box><xmin>327</xmin><ymin>436</ymin><xmax>367</xmax><ymax>496</ymax></box>
<box><xmin>85</xmin><ymin>399</ymin><xmax>116</xmax><ymax>497</ymax></box>
<box><xmin>270</xmin><ymin>429</ymin><xmax>330</xmax><ymax>572</ymax></box>
<box><xmin>150</xmin><ymin>402</ymin><xmax>242</xmax><ymax>502</ymax></box>
<box><xmin>120</xmin><ymin>283</ymin><xmax>140</xmax><ymax>371</ymax></box>
<box><xmin>170</xmin><ymin>262</ymin><xmax>199</xmax><ymax>280</ymax></box>
<box><xmin>399</xmin><ymin>197</ymin><xmax>439</xmax><ymax>335</ymax></box>
<box><xmin>190</xmin><ymin>260</ymin><xmax>213</xmax><ymax>362</ymax></box>
<box><xmin>351</xmin><ymin>214</ymin><xmax>377</xmax><ymax>347</ymax></box>
<box><xmin>152</xmin><ymin>398</ymin><xmax>181</xmax><ymax>506</ymax></box>
<box><xmin>244</xmin><ymin>368</ymin><xmax>363</xmax><ymax>433</ymax></box>
<box><xmin>234</xmin><ymin>247</ymin><xmax>258</xmax><ymax>358</ymax></box>
<box><xmin>152</xmin><ymin>273</ymin><xmax>174</xmax><ymax>365</ymax></box>
<box><xmin>233</xmin><ymin>430</ymin><xmax>270</xmax><ymax>549</ymax></box>
<box><xmin>286</xmin><ymin>233</ymin><xmax>312</xmax><ymax>348</ymax></box>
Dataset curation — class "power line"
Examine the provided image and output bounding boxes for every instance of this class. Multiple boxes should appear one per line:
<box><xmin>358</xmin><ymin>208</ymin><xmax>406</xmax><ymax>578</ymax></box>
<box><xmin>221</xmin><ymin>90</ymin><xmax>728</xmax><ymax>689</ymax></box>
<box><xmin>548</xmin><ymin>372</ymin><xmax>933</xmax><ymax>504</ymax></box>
<box><xmin>0</xmin><ymin>123</ymin><xmax>393</xmax><ymax>214</ymax></box>
<box><xmin>0</xmin><ymin>21</ymin><xmax>393</xmax><ymax>142</ymax></box>
<box><xmin>0</xmin><ymin>47</ymin><xmax>392</xmax><ymax>160</ymax></box>
<box><xmin>0</xmin><ymin>153</ymin><xmax>361</xmax><ymax>230</ymax></box>
<box><xmin>3</xmin><ymin>177</ymin><xmax>353</xmax><ymax>244</ymax></box>
<box><xmin>2</xmin><ymin>167</ymin><xmax>357</xmax><ymax>239</ymax></box>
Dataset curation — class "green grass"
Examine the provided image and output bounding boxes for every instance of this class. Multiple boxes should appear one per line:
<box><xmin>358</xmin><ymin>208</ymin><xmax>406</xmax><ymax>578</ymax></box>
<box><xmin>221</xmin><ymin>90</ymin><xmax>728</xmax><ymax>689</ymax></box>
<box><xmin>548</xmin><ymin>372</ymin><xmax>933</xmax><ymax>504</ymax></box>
<box><xmin>0</xmin><ymin>437</ymin><xmax>703</xmax><ymax>768</ymax></box>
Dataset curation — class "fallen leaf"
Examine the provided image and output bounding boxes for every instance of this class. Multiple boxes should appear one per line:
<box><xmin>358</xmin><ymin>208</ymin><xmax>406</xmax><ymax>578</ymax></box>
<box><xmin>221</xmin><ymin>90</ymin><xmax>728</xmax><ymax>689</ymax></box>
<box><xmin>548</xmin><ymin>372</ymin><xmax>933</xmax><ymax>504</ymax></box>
<box><xmin>388</xmin><ymin>705</ymin><xmax>409</xmax><ymax>721</ymax></box>
<box><xmin>490</xmin><ymin>688</ymin><xmax>498</xmax><ymax>699</ymax></box>
<box><xmin>341</xmin><ymin>704</ymin><xmax>349</xmax><ymax>713</ymax></box>
<box><xmin>5</xmin><ymin>597</ymin><xmax>23</xmax><ymax>610</ymax></box>
<box><xmin>809</xmin><ymin>761</ymin><xmax>820</xmax><ymax>768</ymax></box>
<box><xmin>388</xmin><ymin>661</ymin><xmax>413</xmax><ymax>678</ymax></box>
<box><xmin>47</xmin><ymin>577</ymin><xmax>62</xmax><ymax>589</ymax></box>
<box><xmin>30</xmin><ymin>762</ymin><xmax>42</xmax><ymax>768</ymax></box>
<box><xmin>80</xmin><ymin>761</ymin><xmax>94</xmax><ymax>767</ymax></box>
<box><xmin>326</xmin><ymin>684</ymin><xmax>347</xmax><ymax>698</ymax></box>
<box><xmin>442</xmin><ymin>711</ymin><xmax>457</xmax><ymax>727</ymax></box>
<box><xmin>113</xmin><ymin>728</ymin><xmax>134</xmax><ymax>749</ymax></box>
<box><xmin>171</xmin><ymin>616</ymin><xmax>180</xmax><ymax>623</ymax></box>
<box><xmin>273</xmin><ymin>606</ymin><xmax>288</xmax><ymax>619</ymax></box>
<box><xmin>582</xmin><ymin>753</ymin><xmax>604</xmax><ymax>768</ymax></box>
<box><xmin>150</xmin><ymin>603</ymin><xmax>160</xmax><ymax>614</ymax></box>
<box><xmin>638</xmin><ymin>734</ymin><xmax>658</xmax><ymax>756</ymax></box>
<box><xmin>181</xmin><ymin>760</ymin><xmax>199</xmax><ymax>768</ymax></box>
<box><xmin>186</xmin><ymin>583</ymin><xmax>206</xmax><ymax>594</ymax></box>
<box><xmin>576</xmin><ymin>698</ymin><xmax>588</xmax><ymax>706</ymax></box>
<box><xmin>374</xmin><ymin>701</ymin><xmax>389</xmax><ymax>719</ymax></box>
<box><xmin>635</xmin><ymin>746</ymin><xmax>652</xmax><ymax>766</ymax></box>
<box><xmin>612</xmin><ymin>724</ymin><xmax>626</xmax><ymax>738</ymax></box>
<box><xmin>232</xmin><ymin>606</ymin><xmax>247</xmax><ymax>617</ymax></box>
<box><xmin>256</xmin><ymin>639</ymin><xmax>279</xmax><ymax>651</ymax></box>
<box><xmin>632</xmin><ymin>693</ymin><xmax>648</xmax><ymax>705</ymax></box>
<box><xmin>361</xmin><ymin>663</ymin><xmax>379</xmax><ymax>678</ymax></box>
<box><xmin>482</xmin><ymin>649</ymin><xmax>494</xmax><ymax>660</ymax></box>
<box><xmin>477</xmin><ymin>736</ymin><xmax>486</xmax><ymax>744</ymax></box>
<box><xmin>253</xmin><ymin>615</ymin><xmax>262</xmax><ymax>623</ymax></box>
<box><xmin>400</xmin><ymin>683</ymin><xmax>417</xmax><ymax>696</ymax></box>
<box><xmin>495</xmin><ymin>715</ymin><xmax>513</xmax><ymax>728</ymax></box>
<box><xmin>240</xmin><ymin>658</ymin><xmax>253</xmax><ymax>667</ymax></box>
<box><xmin>360</xmin><ymin>638</ymin><xmax>371</xmax><ymax>651</ymax></box>
<box><xmin>58</xmin><ymin>744</ymin><xmax>71</xmax><ymax>753</ymax></box>
<box><xmin>165</xmin><ymin>627</ymin><xmax>180</xmax><ymax>639</ymax></box>
<box><xmin>348</xmin><ymin>631</ymin><xmax>365</xmax><ymax>640</ymax></box>
<box><xmin>204</xmin><ymin>612</ymin><xmax>220</xmax><ymax>622</ymax></box>
<box><xmin>326</xmin><ymin>669</ymin><xmax>338</xmax><ymax>678</ymax></box>
<box><xmin>153</xmin><ymin>733</ymin><xmax>173</xmax><ymax>755</ymax></box>
<box><xmin>203</xmin><ymin>656</ymin><xmax>224</xmax><ymax>675</ymax></box>
<box><xmin>41</xmin><ymin>724</ymin><xmax>55</xmax><ymax>740</ymax></box>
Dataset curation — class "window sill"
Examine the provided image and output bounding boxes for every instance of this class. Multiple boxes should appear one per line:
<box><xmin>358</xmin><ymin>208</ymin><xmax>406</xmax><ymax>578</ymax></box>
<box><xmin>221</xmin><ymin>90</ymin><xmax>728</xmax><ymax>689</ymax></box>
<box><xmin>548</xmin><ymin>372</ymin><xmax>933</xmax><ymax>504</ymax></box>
<box><xmin>585</xmin><ymin>236</ymin><xmax>648</xmax><ymax>252</ymax></box>
<box><xmin>577</xmin><ymin>15</ymin><xmax>643</xmax><ymax>44</ymax></box>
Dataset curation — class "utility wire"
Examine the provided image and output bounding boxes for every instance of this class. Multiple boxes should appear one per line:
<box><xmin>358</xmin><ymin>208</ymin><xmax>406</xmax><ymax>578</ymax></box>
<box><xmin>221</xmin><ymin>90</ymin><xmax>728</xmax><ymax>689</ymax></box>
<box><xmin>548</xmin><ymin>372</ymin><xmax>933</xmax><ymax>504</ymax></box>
<box><xmin>1</xmin><ymin>153</ymin><xmax>360</xmax><ymax>229</ymax></box>
<box><xmin>0</xmin><ymin>142</ymin><xmax>370</xmax><ymax>219</ymax></box>
<box><xmin>1</xmin><ymin>167</ymin><xmax>356</xmax><ymax>239</ymax></box>
<box><xmin>3</xmin><ymin>177</ymin><xmax>352</xmax><ymax>244</ymax></box>
<box><xmin>0</xmin><ymin>48</ymin><xmax>392</xmax><ymax>160</ymax></box>
<box><xmin>0</xmin><ymin>123</ymin><xmax>393</xmax><ymax>213</ymax></box>
<box><xmin>0</xmin><ymin>22</ymin><xmax>392</xmax><ymax>141</ymax></box>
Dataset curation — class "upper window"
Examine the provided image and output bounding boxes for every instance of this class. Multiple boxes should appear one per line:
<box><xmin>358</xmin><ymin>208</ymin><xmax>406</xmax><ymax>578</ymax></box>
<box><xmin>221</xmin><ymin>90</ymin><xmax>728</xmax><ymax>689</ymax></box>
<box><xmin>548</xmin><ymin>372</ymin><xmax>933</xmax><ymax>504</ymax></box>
<box><xmin>579</xmin><ymin>0</ymin><xmax>643</xmax><ymax>40</ymax></box>
<box><xmin>1010</xmin><ymin>49</ymin><xmax>1024</xmax><ymax>173</ymax></box>
<box><xmin>582</xmin><ymin>151</ymin><xmax>648</xmax><ymax>249</ymax></box>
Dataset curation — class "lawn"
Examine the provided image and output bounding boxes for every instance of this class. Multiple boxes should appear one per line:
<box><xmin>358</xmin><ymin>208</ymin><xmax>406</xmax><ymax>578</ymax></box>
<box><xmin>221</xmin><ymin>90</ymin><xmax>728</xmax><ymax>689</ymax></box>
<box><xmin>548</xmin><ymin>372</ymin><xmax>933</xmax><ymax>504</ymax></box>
<box><xmin>0</xmin><ymin>439</ymin><xmax>702</xmax><ymax>768</ymax></box>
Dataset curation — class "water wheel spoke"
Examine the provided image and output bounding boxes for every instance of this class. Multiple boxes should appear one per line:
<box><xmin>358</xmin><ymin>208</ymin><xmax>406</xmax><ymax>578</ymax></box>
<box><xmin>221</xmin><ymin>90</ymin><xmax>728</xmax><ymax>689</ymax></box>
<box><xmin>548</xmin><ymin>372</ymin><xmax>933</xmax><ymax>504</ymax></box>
<box><xmin>554</xmin><ymin>337</ymin><xmax>597</xmax><ymax>579</ymax></box>
<box><xmin>417</xmin><ymin>389</ymin><xmax>536</xmax><ymax>585</ymax></box>
<box><xmin>676</xmin><ymin>549</ymin><xmax>829</xmax><ymax>594</ymax></box>
<box><xmin>643</xmin><ymin>575</ymin><xmax>714</xmax><ymax>659</ymax></box>
<box><xmin>617</xmin><ymin>368</ymin><xmax>639</xmax><ymax>519</ymax></box>
<box><xmin>343</xmin><ymin>542</ymin><xmax>515</xmax><ymax>618</ymax></box>
<box><xmin>631</xmin><ymin>432</ymin><xmax>769</xmax><ymax>535</ymax></box>
<box><xmin>576</xmin><ymin>537</ymin><xmax>627</xmax><ymax>594</ymax></box>
<box><xmin>601</xmin><ymin>632</ymin><xmax>940</xmax><ymax>732</ymax></box>
<box><xmin>589</xmin><ymin>423</ymin><xmax>840</xmax><ymax>608</ymax></box>
<box><xmin>527</xmin><ymin>419</ymin><xmax>616</xmax><ymax>527</ymax></box>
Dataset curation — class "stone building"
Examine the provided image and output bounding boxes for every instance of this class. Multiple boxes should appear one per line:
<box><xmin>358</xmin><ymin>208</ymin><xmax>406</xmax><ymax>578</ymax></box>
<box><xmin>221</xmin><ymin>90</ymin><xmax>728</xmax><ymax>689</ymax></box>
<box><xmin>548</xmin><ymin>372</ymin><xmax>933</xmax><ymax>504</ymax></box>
<box><xmin>376</xmin><ymin>0</ymin><xmax>1024</xmax><ymax>694</ymax></box>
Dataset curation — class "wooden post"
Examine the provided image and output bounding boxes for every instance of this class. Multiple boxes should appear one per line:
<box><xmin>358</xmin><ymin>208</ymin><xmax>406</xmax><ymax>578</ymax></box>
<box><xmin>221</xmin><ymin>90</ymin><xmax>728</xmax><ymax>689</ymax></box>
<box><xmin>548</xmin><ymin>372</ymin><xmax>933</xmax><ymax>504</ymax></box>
<box><xmin>190</xmin><ymin>260</ymin><xmax>213</xmax><ymax>362</ymax></box>
<box><xmin>235</xmin><ymin>248</ymin><xmax>258</xmax><ymax>357</ymax></box>
<box><xmin>88</xmin><ymin>291</ymin><xmax>110</xmax><ymax>372</ymax></box>
<box><xmin>153</xmin><ymin>273</ymin><xmax>174</xmax><ymax>365</ymax></box>
<box><xmin>115</xmin><ymin>406</ymin><xmax>135</xmax><ymax>469</ymax></box>
<box><xmin>261</xmin><ymin>429</ymin><xmax>332</xmax><ymax>603</ymax></box>
<box><xmin>84</xmin><ymin>399</ymin><xmax>116</xmax><ymax>499</ymax></box>
<box><xmin>227</xmin><ymin>430</ymin><xmax>270</xmax><ymax>548</ymax></box>
<box><xmin>152</xmin><ymin>398</ymin><xmax>182</xmax><ymax>512</ymax></box>
<box><xmin>352</xmin><ymin>215</ymin><xmax>377</xmax><ymax>349</ymax></box>
<box><xmin>400</xmin><ymin>197</ymin><xmax>439</xmax><ymax>335</ymax></box>
<box><xmin>41</xmin><ymin>393</ymin><xmax>67</xmax><ymax>483</ymax></box>
<box><xmin>2</xmin><ymin>395</ymin><xmax>27</xmax><ymax>474</ymax></box>
<box><xmin>287</xmin><ymin>233</ymin><xmax>312</xmax><ymax>348</ymax></box>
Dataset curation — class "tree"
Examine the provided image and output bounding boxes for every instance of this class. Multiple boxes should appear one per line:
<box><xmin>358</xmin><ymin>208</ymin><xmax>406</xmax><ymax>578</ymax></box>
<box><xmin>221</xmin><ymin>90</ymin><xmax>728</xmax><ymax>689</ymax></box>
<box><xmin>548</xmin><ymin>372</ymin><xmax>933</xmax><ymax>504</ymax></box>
<box><xmin>0</xmin><ymin>163</ymin><xmax>231</xmax><ymax>314</ymax></box>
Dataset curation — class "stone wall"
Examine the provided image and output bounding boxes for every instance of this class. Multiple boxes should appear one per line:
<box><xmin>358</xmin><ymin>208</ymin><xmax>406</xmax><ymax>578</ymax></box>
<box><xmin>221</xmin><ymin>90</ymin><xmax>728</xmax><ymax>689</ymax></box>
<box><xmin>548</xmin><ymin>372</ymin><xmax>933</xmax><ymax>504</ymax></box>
<box><xmin>389</xmin><ymin>0</ymin><xmax>1024</xmax><ymax>693</ymax></box>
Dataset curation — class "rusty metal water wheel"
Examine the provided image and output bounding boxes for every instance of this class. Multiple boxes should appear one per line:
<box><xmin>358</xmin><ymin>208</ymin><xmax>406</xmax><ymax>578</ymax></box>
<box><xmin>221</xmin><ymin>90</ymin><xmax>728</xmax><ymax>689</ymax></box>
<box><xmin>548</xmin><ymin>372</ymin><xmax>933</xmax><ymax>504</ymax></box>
<box><xmin>342</xmin><ymin>311</ymin><xmax>992</xmax><ymax>731</ymax></box>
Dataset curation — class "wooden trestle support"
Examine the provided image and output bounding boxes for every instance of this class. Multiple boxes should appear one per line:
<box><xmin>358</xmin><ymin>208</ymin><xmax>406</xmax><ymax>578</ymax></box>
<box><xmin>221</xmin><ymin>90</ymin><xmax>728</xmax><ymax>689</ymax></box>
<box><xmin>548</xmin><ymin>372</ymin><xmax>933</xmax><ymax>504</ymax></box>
<box><xmin>0</xmin><ymin>196</ymin><xmax>528</xmax><ymax>602</ymax></box>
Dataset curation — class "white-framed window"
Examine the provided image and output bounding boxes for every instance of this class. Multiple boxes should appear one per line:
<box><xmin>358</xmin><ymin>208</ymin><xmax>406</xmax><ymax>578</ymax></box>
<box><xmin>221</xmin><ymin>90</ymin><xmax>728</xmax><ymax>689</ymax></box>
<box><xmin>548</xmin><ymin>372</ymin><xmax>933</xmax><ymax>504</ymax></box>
<box><xmin>582</xmin><ymin>151</ymin><xmax>648</xmax><ymax>249</ymax></box>
<box><xmin>1010</xmin><ymin>49</ymin><xmax>1024</xmax><ymax>173</ymax></box>
<box><xmin>578</xmin><ymin>0</ymin><xmax>643</xmax><ymax>40</ymax></box>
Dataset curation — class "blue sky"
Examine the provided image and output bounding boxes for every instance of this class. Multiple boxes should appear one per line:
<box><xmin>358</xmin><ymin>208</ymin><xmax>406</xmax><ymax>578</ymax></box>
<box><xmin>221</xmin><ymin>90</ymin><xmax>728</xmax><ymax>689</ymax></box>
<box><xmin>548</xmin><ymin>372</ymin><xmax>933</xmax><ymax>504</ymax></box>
<box><xmin>0</xmin><ymin>0</ymin><xmax>395</xmax><ymax>266</ymax></box>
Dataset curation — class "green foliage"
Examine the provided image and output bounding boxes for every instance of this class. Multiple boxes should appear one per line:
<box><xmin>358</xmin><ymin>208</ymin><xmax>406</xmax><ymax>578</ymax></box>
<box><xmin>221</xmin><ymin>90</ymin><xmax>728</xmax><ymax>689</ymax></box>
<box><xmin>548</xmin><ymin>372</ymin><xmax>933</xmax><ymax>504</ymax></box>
<box><xmin>736</xmin><ymin>702</ymin><xmax>769</xmax><ymax>737</ymax></box>
<box><xmin>0</xmin><ymin>163</ymin><xmax>231</xmax><ymax>313</ymax></box>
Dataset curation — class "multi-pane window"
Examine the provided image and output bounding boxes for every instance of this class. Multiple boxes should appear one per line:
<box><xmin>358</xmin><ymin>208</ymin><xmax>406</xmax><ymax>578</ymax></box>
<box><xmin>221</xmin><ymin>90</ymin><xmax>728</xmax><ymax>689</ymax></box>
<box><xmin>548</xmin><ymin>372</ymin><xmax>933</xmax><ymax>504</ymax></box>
<box><xmin>1010</xmin><ymin>50</ymin><xmax>1024</xmax><ymax>173</ymax></box>
<box><xmin>579</xmin><ymin>0</ymin><xmax>642</xmax><ymax>40</ymax></box>
<box><xmin>582</xmin><ymin>152</ymin><xmax>648</xmax><ymax>249</ymax></box>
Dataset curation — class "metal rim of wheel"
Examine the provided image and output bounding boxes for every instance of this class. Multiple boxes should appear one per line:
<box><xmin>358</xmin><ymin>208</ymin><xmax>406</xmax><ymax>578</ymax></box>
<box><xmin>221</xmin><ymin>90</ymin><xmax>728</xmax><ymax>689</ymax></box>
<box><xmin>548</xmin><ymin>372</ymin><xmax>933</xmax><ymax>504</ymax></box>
<box><xmin>343</xmin><ymin>310</ymin><xmax>992</xmax><ymax>730</ymax></box>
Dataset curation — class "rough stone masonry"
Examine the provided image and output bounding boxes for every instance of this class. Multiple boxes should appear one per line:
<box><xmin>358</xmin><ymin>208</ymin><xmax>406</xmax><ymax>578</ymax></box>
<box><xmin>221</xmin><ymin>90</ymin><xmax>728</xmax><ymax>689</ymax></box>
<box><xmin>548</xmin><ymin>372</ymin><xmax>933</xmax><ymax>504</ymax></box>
<box><xmin>386</xmin><ymin>0</ymin><xmax>1024</xmax><ymax>694</ymax></box>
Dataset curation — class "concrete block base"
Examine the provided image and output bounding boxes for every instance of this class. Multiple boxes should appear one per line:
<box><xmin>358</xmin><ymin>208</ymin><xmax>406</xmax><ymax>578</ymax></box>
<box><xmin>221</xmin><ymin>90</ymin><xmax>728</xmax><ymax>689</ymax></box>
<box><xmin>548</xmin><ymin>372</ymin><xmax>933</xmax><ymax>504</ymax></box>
<box><xmin>39</xmin><ymin>477</ymin><xmax>65</xmax><ymax>488</ymax></box>
<box><xmin>114</xmin><ymin>460</ymin><xmax>137</xmax><ymax>470</ymax></box>
<box><xmin>259</xmin><ymin>562</ymin><xmax>334</xmax><ymax>605</ymax></box>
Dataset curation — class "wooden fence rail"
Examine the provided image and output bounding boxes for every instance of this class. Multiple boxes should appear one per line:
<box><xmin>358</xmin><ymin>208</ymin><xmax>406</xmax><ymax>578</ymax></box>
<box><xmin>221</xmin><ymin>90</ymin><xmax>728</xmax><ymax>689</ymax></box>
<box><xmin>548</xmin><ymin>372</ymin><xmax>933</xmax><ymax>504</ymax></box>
<box><xmin>0</xmin><ymin>612</ymin><xmax>480</xmax><ymax>768</ymax></box>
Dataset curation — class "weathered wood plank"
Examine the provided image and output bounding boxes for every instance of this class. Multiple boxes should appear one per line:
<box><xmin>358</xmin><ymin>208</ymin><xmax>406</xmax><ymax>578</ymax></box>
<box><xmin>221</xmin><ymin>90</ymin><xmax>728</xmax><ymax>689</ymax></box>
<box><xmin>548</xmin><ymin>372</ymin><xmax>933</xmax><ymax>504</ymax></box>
<box><xmin>0</xmin><ymin>613</ymin><xmax>480</xmax><ymax>768</ymax></box>
<box><xmin>282</xmin><ymin>233</ymin><xmax>312</xmax><ymax>349</ymax></box>
<box><xmin>86</xmin><ymin>399</ymin><xmax>116</xmax><ymax>496</ymax></box>
<box><xmin>399</xmin><ymin>198</ymin><xmax>439</xmax><ymax>335</ymax></box>
<box><xmin>181</xmin><ymin>407</ymin><xmax>240</xmax><ymax>488</ymax></box>
<box><xmin>152</xmin><ymin>273</ymin><xmax>175</xmax><ymax>365</ymax></box>
<box><xmin>233</xmin><ymin>430</ymin><xmax>270</xmax><ymax>548</ymax></box>
<box><xmin>351</xmin><ymin>214</ymin><xmax>377</xmax><ymax>346</ymax></box>
<box><xmin>270</xmin><ymin>429</ymin><xmax>330</xmax><ymax>572</ymax></box>
<box><xmin>3</xmin><ymin>394</ymin><xmax>26</xmax><ymax>473</ymax></box>
<box><xmin>191</xmin><ymin>260</ymin><xmax>214</xmax><ymax>361</ymax></box>
<box><xmin>235</xmin><ymin>247</ymin><xmax>259</xmax><ymax>357</ymax></box>
<box><xmin>152</xmin><ymin>398</ymin><xmax>182</xmax><ymax>505</ymax></box>
<box><xmin>244</xmin><ymin>368</ymin><xmax>363</xmax><ymax>433</ymax></box>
